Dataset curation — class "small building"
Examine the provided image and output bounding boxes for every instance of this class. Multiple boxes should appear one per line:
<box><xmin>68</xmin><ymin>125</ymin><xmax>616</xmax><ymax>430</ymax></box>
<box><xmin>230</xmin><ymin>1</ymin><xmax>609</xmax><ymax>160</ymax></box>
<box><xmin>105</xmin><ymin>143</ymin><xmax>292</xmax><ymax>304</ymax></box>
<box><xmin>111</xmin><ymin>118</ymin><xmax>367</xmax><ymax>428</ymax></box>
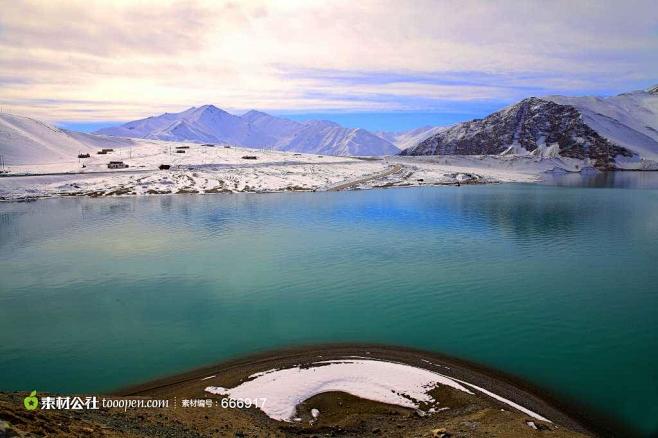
<box><xmin>175</xmin><ymin>146</ymin><xmax>190</xmax><ymax>149</ymax></box>
<box><xmin>108</xmin><ymin>161</ymin><xmax>128</xmax><ymax>169</ymax></box>
<box><xmin>242</xmin><ymin>155</ymin><xmax>258</xmax><ymax>160</ymax></box>
<box><xmin>158</xmin><ymin>164</ymin><xmax>171</xmax><ymax>170</ymax></box>
<box><xmin>78</xmin><ymin>153</ymin><xmax>90</xmax><ymax>158</ymax></box>
<box><xmin>175</xmin><ymin>150</ymin><xmax>186</xmax><ymax>153</ymax></box>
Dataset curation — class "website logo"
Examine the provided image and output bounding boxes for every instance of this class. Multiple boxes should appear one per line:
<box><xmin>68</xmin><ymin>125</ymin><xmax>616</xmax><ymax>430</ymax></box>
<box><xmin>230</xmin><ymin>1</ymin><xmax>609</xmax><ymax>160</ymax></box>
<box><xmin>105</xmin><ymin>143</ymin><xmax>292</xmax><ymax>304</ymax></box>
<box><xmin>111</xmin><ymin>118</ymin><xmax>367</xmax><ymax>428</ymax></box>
<box><xmin>24</xmin><ymin>390</ymin><xmax>38</xmax><ymax>411</ymax></box>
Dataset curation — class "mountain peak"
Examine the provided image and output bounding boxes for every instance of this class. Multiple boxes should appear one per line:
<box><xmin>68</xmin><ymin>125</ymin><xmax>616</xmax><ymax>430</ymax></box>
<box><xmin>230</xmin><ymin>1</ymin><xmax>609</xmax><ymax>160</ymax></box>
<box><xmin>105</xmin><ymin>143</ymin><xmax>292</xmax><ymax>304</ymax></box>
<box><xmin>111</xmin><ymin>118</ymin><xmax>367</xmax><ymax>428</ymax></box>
<box><xmin>175</xmin><ymin>104</ymin><xmax>226</xmax><ymax>118</ymax></box>
<box><xmin>304</xmin><ymin>119</ymin><xmax>341</xmax><ymax>129</ymax></box>
<box><xmin>243</xmin><ymin>109</ymin><xmax>268</xmax><ymax>116</ymax></box>
<box><xmin>194</xmin><ymin>104</ymin><xmax>224</xmax><ymax>113</ymax></box>
<box><xmin>242</xmin><ymin>109</ymin><xmax>273</xmax><ymax>120</ymax></box>
<box><xmin>518</xmin><ymin>96</ymin><xmax>547</xmax><ymax>105</ymax></box>
<box><xmin>503</xmin><ymin>96</ymin><xmax>550</xmax><ymax>114</ymax></box>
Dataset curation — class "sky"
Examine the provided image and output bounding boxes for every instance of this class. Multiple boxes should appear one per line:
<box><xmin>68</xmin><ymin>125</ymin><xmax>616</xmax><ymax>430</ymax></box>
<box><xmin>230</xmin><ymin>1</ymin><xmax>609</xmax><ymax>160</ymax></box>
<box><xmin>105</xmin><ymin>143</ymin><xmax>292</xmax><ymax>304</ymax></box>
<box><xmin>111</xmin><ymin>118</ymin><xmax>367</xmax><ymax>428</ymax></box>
<box><xmin>1</xmin><ymin>0</ymin><xmax>657</xmax><ymax>132</ymax></box>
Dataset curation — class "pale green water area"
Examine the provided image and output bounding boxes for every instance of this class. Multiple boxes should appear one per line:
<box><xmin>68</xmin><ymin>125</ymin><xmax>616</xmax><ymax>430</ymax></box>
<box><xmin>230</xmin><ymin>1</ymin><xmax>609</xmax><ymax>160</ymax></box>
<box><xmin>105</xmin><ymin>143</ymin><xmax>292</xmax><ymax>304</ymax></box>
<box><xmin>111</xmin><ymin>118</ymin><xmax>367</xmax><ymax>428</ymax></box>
<box><xmin>1</xmin><ymin>178</ymin><xmax>657</xmax><ymax>434</ymax></box>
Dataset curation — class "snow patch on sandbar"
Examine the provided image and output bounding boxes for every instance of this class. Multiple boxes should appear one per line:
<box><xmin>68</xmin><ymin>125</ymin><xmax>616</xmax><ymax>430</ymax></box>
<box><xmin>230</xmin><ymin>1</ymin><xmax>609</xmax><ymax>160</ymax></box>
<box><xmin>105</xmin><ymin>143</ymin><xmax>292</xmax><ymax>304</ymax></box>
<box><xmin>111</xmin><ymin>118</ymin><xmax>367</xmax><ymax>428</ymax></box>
<box><xmin>204</xmin><ymin>358</ymin><xmax>550</xmax><ymax>424</ymax></box>
<box><xmin>205</xmin><ymin>359</ymin><xmax>472</xmax><ymax>421</ymax></box>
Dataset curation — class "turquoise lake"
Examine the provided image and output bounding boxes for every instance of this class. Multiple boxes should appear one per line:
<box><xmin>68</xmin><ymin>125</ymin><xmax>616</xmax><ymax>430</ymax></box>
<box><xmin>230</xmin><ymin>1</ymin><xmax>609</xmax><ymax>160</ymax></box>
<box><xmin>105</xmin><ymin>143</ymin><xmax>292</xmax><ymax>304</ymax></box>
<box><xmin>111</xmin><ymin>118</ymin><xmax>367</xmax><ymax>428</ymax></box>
<box><xmin>1</xmin><ymin>182</ymin><xmax>657</xmax><ymax>435</ymax></box>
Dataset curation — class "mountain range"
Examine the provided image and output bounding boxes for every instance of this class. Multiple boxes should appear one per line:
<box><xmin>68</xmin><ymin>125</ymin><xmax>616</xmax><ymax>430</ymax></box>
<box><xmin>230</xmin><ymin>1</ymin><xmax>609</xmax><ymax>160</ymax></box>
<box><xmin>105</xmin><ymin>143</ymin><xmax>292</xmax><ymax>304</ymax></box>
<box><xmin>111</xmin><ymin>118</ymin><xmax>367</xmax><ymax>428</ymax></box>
<box><xmin>95</xmin><ymin>106</ymin><xmax>401</xmax><ymax>156</ymax></box>
<box><xmin>1</xmin><ymin>85</ymin><xmax>656</xmax><ymax>166</ymax></box>
<box><xmin>402</xmin><ymin>85</ymin><xmax>658</xmax><ymax>168</ymax></box>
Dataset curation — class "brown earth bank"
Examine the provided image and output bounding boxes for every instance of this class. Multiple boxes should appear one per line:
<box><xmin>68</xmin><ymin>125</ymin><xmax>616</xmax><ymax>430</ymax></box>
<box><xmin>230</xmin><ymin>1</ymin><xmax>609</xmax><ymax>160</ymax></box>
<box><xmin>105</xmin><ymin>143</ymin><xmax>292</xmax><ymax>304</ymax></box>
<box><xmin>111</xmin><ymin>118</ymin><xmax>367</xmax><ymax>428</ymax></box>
<box><xmin>0</xmin><ymin>344</ymin><xmax>620</xmax><ymax>437</ymax></box>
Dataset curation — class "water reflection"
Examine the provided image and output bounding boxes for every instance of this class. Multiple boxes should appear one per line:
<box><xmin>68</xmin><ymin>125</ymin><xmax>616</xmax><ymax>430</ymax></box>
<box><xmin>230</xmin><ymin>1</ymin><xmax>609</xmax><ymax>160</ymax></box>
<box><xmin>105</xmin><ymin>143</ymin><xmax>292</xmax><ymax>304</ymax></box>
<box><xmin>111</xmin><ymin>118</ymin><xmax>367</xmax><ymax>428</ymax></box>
<box><xmin>541</xmin><ymin>171</ymin><xmax>658</xmax><ymax>189</ymax></box>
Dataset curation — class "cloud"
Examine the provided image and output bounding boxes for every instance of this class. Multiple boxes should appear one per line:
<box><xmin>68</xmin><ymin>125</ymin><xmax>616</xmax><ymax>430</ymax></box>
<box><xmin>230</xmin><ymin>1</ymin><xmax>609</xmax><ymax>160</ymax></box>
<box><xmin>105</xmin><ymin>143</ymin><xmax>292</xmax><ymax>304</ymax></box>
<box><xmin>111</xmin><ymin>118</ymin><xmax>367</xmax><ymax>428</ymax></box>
<box><xmin>0</xmin><ymin>0</ymin><xmax>656</xmax><ymax>122</ymax></box>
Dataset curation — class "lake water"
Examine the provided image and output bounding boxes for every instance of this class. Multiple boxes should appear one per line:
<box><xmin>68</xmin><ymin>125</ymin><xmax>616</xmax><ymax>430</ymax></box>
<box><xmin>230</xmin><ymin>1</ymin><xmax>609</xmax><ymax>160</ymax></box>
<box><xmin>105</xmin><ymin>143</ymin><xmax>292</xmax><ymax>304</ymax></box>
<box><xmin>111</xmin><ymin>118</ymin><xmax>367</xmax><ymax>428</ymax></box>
<box><xmin>1</xmin><ymin>180</ymin><xmax>657</xmax><ymax>435</ymax></box>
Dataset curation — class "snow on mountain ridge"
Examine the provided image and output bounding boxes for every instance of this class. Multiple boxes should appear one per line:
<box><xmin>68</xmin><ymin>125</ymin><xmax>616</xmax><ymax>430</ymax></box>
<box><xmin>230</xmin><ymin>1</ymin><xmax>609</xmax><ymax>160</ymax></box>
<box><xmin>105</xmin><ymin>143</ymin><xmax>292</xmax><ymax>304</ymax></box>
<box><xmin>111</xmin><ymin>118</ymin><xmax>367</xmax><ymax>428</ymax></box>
<box><xmin>375</xmin><ymin>126</ymin><xmax>444</xmax><ymax>150</ymax></box>
<box><xmin>97</xmin><ymin>107</ymin><xmax>399</xmax><ymax>156</ymax></box>
<box><xmin>241</xmin><ymin>110</ymin><xmax>303</xmax><ymax>141</ymax></box>
<box><xmin>0</xmin><ymin>113</ymin><xmax>135</xmax><ymax>165</ymax></box>
<box><xmin>402</xmin><ymin>87</ymin><xmax>658</xmax><ymax>166</ymax></box>
<box><xmin>401</xmin><ymin>97</ymin><xmax>634</xmax><ymax>169</ymax></box>
<box><xmin>545</xmin><ymin>87</ymin><xmax>658</xmax><ymax>160</ymax></box>
<box><xmin>279</xmin><ymin>123</ymin><xmax>400</xmax><ymax>156</ymax></box>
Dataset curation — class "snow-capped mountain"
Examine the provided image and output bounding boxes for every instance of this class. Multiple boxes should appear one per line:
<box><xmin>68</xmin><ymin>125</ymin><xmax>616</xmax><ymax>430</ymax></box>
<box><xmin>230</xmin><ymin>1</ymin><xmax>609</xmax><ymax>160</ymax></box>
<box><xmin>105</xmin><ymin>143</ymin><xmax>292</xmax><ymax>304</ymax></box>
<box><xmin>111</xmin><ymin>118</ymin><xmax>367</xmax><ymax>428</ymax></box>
<box><xmin>278</xmin><ymin>120</ymin><xmax>400</xmax><ymax>156</ymax></box>
<box><xmin>96</xmin><ymin>106</ymin><xmax>399</xmax><ymax>156</ymax></box>
<box><xmin>241</xmin><ymin>110</ymin><xmax>302</xmax><ymax>140</ymax></box>
<box><xmin>375</xmin><ymin>126</ymin><xmax>443</xmax><ymax>150</ymax></box>
<box><xmin>545</xmin><ymin>87</ymin><xmax>658</xmax><ymax>161</ymax></box>
<box><xmin>0</xmin><ymin>113</ymin><xmax>135</xmax><ymax>165</ymax></box>
<box><xmin>95</xmin><ymin>105</ymin><xmax>271</xmax><ymax>147</ymax></box>
<box><xmin>401</xmin><ymin>86</ymin><xmax>658</xmax><ymax>169</ymax></box>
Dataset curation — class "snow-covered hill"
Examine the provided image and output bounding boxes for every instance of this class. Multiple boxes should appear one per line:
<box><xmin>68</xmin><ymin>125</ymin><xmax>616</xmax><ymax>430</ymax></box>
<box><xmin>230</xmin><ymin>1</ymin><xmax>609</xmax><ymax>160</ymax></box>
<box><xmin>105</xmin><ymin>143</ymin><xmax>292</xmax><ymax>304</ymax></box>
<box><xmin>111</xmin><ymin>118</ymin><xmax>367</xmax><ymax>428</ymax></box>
<box><xmin>375</xmin><ymin>126</ymin><xmax>444</xmax><ymax>150</ymax></box>
<box><xmin>402</xmin><ymin>85</ymin><xmax>658</xmax><ymax>169</ymax></box>
<box><xmin>278</xmin><ymin>120</ymin><xmax>400</xmax><ymax>156</ymax></box>
<box><xmin>401</xmin><ymin>97</ymin><xmax>634</xmax><ymax>169</ymax></box>
<box><xmin>96</xmin><ymin>106</ymin><xmax>399</xmax><ymax>156</ymax></box>
<box><xmin>241</xmin><ymin>110</ymin><xmax>301</xmax><ymax>141</ymax></box>
<box><xmin>545</xmin><ymin>86</ymin><xmax>658</xmax><ymax>160</ymax></box>
<box><xmin>0</xmin><ymin>113</ymin><xmax>135</xmax><ymax>165</ymax></box>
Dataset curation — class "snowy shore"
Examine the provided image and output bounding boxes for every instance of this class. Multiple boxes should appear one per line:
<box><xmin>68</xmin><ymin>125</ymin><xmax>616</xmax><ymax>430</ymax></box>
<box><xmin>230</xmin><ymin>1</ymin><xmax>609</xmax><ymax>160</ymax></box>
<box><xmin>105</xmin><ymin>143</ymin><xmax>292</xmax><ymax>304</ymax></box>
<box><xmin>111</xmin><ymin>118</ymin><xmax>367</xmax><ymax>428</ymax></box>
<box><xmin>205</xmin><ymin>358</ymin><xmax>552</xmax><ymax>423</ymax></box>
<box><xmin>0</xmin><ymin>139</ymin><xmax>593</xmax><ymax>201</ymax></box>
<box><xmin>113</xmin><ymin>344</ymin><xmax>591</xmax><ymax>436</ymax></box>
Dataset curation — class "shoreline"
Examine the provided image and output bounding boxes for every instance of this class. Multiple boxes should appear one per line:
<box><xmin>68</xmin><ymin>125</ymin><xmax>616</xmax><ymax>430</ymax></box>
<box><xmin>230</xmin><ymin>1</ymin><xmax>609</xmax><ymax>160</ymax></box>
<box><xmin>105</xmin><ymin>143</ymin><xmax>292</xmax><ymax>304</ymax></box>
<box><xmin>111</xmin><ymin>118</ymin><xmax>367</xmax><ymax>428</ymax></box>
<box><xmin>112</xmin><ymin>343</ymin><xmax>627</xmax><ymax>437</ymax></box>
<box><xmin>0</xmin><ymin>147</ymin><xmax>573</xmax><ymax>201</ymax></box>
<box><xmin>0</xmin><ymin>175</ymin><xmax>501</xmax><ymax>203</ymax></box>
<box><xmin>0</xmin><ymin>177</ymin><xmax>492</xmax><ymax>203</ymax></box>
<box><xmin>2</xmin><ymin>151</ymin><xmax>655</xmax><ymax>202</ymax></box>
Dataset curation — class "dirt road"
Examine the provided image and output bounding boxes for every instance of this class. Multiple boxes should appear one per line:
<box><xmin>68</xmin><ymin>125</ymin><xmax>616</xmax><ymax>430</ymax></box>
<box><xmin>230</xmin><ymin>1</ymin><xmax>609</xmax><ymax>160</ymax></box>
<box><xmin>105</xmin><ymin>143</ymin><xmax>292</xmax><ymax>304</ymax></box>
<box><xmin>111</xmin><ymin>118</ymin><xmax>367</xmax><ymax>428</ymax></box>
<box><xmin>327</xmin><ymin>164</ymin><xmax>403</xmax><ymax>191</ymax></box>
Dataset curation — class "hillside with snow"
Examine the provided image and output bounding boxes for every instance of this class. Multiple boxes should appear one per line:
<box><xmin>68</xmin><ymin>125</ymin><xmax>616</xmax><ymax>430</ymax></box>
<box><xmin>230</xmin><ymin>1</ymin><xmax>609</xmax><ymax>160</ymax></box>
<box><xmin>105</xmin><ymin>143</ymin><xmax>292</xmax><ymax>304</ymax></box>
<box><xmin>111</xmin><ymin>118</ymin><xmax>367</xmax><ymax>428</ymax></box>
<box><xmin>0</xmin><ymin>113</ymin><xmax>135</xmax><ymax>165</ymax></box>
<box><xmin>545</xmin><ymin>86</ymin><xmax>658</xmax><ymax>161</ymax></box>
<box><xmin>0</xmin><ymin>112</ymin><xmax>611</xmax><ymax>202</ymax></box>
<box><xmin>3</xmin><ymin>86</ymin><xmax>655</xmax><ymax>170</ymax></box>
<box><xmin>375</xmin><ymin>126</ymin><xmax>444</xmax><ymax>150</ymax></box>
<box><xmin>402</xmin><ymin>86</ymin><xmax>658</xmax><ymax>169</ymax></box>
<box><xmin>96</xmin><ymin>106</ymin><xmax>399</xmax><ymax>157</ymax></box>
<box><xmin>277</xmin><ymin>120</ymin><xmax>400</xmax><ymax>156</ymax></box>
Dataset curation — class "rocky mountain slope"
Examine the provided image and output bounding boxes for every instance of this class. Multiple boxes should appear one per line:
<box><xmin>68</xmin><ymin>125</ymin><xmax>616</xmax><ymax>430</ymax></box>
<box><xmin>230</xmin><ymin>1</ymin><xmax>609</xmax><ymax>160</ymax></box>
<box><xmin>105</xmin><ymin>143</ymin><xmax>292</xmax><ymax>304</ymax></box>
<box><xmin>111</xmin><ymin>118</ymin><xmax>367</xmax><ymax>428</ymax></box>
<box><xmin>545</xmin><ymin>86</ymin><xmax>658</xmax><ymax>161</ymax></box>
<box><xmin>0</xmin><ymin>113</ymin><xmax>135</xmax><ymax>165</ymax></box>
<box><xmin>96</xmin><ymin>106</ymin><xmax>399</xmax><ymax>156</ymax></box>
<box><xmin>401</xmin><ymin>86</ymin><xmax>658</xmax><ymax>169</ymax></box>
